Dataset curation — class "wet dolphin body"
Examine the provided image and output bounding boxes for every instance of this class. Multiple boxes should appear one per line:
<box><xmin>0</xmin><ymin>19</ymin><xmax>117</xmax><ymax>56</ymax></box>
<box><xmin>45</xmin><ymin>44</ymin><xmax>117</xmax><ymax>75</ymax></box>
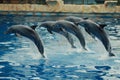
<box><xmin>38</xmin><ymin>21</ymin><xmax>76</xmax><ymax>48</ymax></box>
<box><xmin>65</xmin><ymin>16</ymin><xmax>84</xmax><ymax>24</ymax></box>
<box><xmin>5</xmin><ymin>25</ymin><xmax>45</xmax><ymax>58</ymax></box>
<box><xmin>65</xmin><ymin>16</ymin><xmax>114</xmax><ymax>56</ymax></box>
<box><xmin>54</xmin><ymin>20</ymin><xmax>87</xmax><ymax>50</ymax></box>
<box><xmin>64</xmin><ymin>16</ymin><xmax>97</xmax><ymax>39</ymax></box>
<box><xmin>77</xmin><ymin>20</ymin><xmax>115</xmax><ymax>56</ymax></box>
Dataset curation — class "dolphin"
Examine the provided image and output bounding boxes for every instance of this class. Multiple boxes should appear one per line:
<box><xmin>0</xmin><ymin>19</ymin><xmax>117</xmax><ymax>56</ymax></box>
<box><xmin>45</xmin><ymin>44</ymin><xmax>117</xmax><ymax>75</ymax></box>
<box><xmin>76</xmin><ymin>20</ymin><xmax>115</xmax><ymax>56</ymax></box>
<box><xmin>38</xmin><ymin>21</ymin><xmax>76</xmax><ymax>48</ymax></box>
<box><xmin>53</xmin><ymin>20</ymin><xmax>87</xmax><ymax>50</ymax></box>
<box><xmin>4</xmin><ymin>25</ymin><xmax>45</xmax><ymax>58</ymax></box>
<box><xmin>65</xmin><ymin>16</ymin><xmax>106</xmax><ymax>40</ymax></box>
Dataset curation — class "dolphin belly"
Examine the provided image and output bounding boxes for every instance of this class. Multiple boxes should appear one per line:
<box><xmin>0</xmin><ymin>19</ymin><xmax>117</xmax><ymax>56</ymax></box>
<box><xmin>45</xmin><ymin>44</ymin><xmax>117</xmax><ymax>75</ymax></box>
<box><xmin>33</xmin><ymin>36</ymin><xmax>45</xmax><ymax>58</ymax></box>
<box><xmin>75</xmin><ymin>31</ymin><xmax>87</xmax><ymax>50</ymax></box>
<box><xmin>26</xmin><ymin>31</ymin><xmax>45</xmax><ymax>58</ymax></box>
<box><xmin>93</xmin><ymin>30</ymin><xmax>115</xmax><ymax>56</ymax></box>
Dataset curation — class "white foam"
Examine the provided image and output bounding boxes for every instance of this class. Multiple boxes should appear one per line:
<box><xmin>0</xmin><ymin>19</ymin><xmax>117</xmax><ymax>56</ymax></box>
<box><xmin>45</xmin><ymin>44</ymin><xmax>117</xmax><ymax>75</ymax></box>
<box><xmin>0</xmin><ymin>77</ymin><xmax>18</xmax><ymax>80</ymax></box>
<box><xmin>102</xmin><ymin>76</ymin><xmax>120</xmax><ymax>80</ymax></box>
<box><xmin>9</xmin><ymin>62</ymin><xmax>21</xmax><ymax>66</ymax></box>
<box><xmin>75</xmin><ymin>70</ymin><xmax>86</xmax><ymax>73</ymax></box>
<box><xmin>114</xmin><ymin>60</ymin><xmax>120</xmax><ymax>63</ymax></box>
<box><xmin>0</xmin><ymin>65</ymin><xmax>4</xmax><ymax>68</ymax></box>
<box><xmin>67</xmin><ymin>75</ymin><xmax>79</xmax><ymax>78</ymax></box>
<box><xmin>30</xmin><ymin>77</ymin><xmax>44</xmax><ymax>80</ymax></box>
<box><xmin>97</xmin><ymin>54</ymin><xmax>109</xmax><ymax>60</ymax></box>
<box><xmin>0</xmin><ymin>42</ymin><xmax>12</xmax><ymax>45</ymax></box>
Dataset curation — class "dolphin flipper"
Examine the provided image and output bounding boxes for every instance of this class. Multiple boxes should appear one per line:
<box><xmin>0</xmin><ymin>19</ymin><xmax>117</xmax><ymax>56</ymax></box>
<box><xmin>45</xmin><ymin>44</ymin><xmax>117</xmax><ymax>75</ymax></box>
<box><xmin>47</xmin><ymin>29</ymin><xmax>53</xmax><ymax>34</ymax></box>
<box><xmin>15</xmin><ymin>33</ymin><xmax>22</xmax><ymax>38</ymax></box>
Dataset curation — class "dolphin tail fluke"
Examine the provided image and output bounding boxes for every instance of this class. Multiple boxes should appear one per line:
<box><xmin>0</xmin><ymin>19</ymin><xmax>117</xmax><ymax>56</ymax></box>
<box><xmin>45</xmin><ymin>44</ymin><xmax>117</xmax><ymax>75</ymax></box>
<box><xmin>109</xmin><ymin>52</ymin><xmax>115</xmax><ymax>57</ymax></box>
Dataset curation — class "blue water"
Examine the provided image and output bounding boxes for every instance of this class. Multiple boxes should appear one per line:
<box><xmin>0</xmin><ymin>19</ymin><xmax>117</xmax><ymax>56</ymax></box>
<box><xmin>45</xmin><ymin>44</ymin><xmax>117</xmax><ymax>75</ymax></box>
<box><xmin>0</xmin><ymin>15</ymin><xmax>120</xmax><ymax>80</ymax></box>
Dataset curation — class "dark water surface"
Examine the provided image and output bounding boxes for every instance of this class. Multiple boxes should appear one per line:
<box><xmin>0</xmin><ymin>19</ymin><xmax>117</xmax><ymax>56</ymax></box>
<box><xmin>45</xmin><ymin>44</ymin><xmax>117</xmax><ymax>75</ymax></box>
<box><xmin>0</xmin><ymin>14</ymin><xmax>120</xmax><ymax>80</ymax></box>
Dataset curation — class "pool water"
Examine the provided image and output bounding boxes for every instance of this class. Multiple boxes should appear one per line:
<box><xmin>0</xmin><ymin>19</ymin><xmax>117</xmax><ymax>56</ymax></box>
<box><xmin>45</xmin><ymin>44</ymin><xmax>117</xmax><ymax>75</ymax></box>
<box><xmin>0</xmin><ymin>14</ymin><xmax>120</xmax><ymax>80</ymax></box>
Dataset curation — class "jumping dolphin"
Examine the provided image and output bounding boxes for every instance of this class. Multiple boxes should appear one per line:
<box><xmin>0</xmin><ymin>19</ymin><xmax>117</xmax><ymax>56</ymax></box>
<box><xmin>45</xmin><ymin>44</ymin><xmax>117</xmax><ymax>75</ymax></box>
<box><xmin>64</xmin><ymin>16</ymin><xmax>95</xmax><ymax>39</ymax></box>
<box><xmin>76</xmin><ymin>20</ymin><xmax>115</xmax><ymax>56</ymax></box>
<box><xmin>53</xmin><ymin>20</ymin><xmax>87</xmax><ymax>50</ymax></box>
<box><xmin>4</xmin><ymin>25</ymin><xmax>45</xmax><ymax>58</ymax></box>
<box><xmin>38</xmin><ymin>21</ymin><xmax>76</xmax><ymax>48</ymax></box>
<box><xmin>65</xmin><ymin>16</ymin><xmax>105</xmax><ymax>40</ymax></box>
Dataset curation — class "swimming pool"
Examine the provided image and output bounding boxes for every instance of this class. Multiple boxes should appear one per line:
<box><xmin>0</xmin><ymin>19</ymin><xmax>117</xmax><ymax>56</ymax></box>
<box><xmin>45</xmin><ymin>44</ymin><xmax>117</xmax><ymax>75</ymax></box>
<box><xmin>0</xmin><ymin>14</ymin><xmax>120</xmax><ymax>80</ymax></box>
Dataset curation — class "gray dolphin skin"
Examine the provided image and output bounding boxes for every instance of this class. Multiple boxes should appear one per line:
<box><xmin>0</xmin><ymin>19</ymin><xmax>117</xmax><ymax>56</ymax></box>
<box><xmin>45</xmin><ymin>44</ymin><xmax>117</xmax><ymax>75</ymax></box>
<box><xmin>65</xmin><ymin>16</ymin><xmax>88</xmax><ymax>25</ymax></box>
<box><xmin>5</xmin><ymin>25</ymin><xmax>45</xmax><ymax>58</ymax></box>
<box><xmin>54</xmin><ymin>20</ymin><xmax>87</xmax><ymax>50</ymax></box>
<box><xmin>39</xmin><ymin>21</ymin><xmax>76</xmax><ymax>48</ymax></box>
<box><xmin>77</xmin><ymin>20</ymin><xmax>115</xmax><ymax>56</ymax></box>
<box><xmin>65</xmin><ymin>16</ymin><xmax>84</xmax><ymax>23</ymax></box>
<box><xmin>65</xmin><ymin>16</ymin><xmax>97</xmax><ymax>40</ymax></box>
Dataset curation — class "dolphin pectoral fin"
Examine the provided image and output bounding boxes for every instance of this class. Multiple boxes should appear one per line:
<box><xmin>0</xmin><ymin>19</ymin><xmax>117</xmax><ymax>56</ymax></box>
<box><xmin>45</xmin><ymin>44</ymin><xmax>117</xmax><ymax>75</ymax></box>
<box><xmin>57</xmin><ymin>27</ymin><xmax>66</xmax><ymax>33</ymax></box>
<box><xmin>85</xmin><ymin>28</ymin><xmax>90</xmax><ymax>34</ymax></box>
<box><xmin>59</xmin><ymin>27</ymin><xmax>66</xmax><ymax>32</ymax></box>
<box><xmin>91</xmin><ymin>35</ymin><xmax>97</xmax><ymax>41</ymax></box>
<box><xmin>59</xmin><ymin>27</ymin><xmax>63</xmax><ymax>32</ymax></box>
<box><xmin>83</xmin><ymin>17</ymin><xmax>88</xmax><ymax>20</ymax></box>
<box><xmin>84</xmin><ymin>28</ymin><xmax>96</xmax><ymax>40</ymax></box>
<box><xmin>15</xmin><ymin>33</ymin><xmax>22</xmax><ymax>38</ymax></box>
<box><xmin>47</xmin><ymin>29</ymin><xmax>53</xmax><ymax>34</ymax></box>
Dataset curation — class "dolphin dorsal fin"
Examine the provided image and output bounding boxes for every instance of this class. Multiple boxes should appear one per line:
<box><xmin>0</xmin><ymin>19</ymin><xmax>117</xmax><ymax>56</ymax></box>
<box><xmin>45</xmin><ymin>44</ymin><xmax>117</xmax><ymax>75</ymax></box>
<box><xmin>15</xmin><ymin>33</ymin><xmax>22</xmax><ymax>38</ymax></box>
<box><xmin>30</xmin><ymin>25</ymin><xmax>38</xmax><ymax>30</ymax></box>
<box><xmin>83</xmin><ymin>17</ymin><xmax>88</xmax><ymax>20</ymax></box>
<box><xmin>99</xmin><ymin>24</ymin><xmax>107</xmax><ymax>29</ymax></box>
